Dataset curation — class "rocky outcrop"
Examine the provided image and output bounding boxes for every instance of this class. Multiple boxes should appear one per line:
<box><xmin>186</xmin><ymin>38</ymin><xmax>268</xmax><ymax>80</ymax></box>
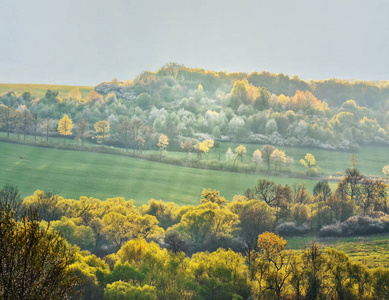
<box><xmin>95</xmin><ymin>81</ymin><xmax>137</xmax><ymax>101</ymax></box>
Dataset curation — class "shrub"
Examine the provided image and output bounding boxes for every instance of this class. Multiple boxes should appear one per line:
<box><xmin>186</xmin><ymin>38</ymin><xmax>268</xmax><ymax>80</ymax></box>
<box><xmin>319</xmin><ymin>215</ymin><xmax>387</xmax><ymax>237</ymax></box>
<box><xmin>275</xmin><ymin>222</ymin><xmax>310</xmax><ymax>237</ymax></box>
<box><xmin>341</xmin><ymin>216</ymin><xmax>385</xmax><ymax>236</ymax></box>
<box><xmin>319</xmin><ymin>223</ymin><xmax>343</xmax><ymax>237</ymax></box>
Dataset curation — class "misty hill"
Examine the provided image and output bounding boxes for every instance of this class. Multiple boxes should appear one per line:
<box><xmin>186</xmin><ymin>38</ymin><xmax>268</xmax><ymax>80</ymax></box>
<box><xmin>0</xmin><ymin>64</ymin><xmax>388</xmax><ymax>152</ymax></box>
<box><xmin>96</xmin><ymin>63</ymin><xmax>389</xmax><ymax>108</ymax></box>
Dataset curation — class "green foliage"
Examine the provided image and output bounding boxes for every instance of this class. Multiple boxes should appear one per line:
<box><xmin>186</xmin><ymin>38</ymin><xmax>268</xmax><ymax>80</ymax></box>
<box><xmin>0</xmin><ymin>203</ymin><xmax>79</xmax><ymax>298</ymax></box>
<box><xmin>104</xmin><ymin>281</ymin><xmax>156</xmax><ymax>300</ymax></box>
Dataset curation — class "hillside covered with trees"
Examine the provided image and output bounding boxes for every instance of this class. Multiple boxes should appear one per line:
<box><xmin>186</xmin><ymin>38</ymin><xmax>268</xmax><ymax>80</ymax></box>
<box><xmin>0</xmin><ymin>64</ymin><xmax>388</xmax><ymax>154</ymax></box>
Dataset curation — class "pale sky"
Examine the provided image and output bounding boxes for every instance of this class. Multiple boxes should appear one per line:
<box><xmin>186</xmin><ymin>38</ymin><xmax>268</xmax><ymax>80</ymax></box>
<box><xmin>0</xmin><ymin>0</ymin><xmax>388</xmax><ymax>85</ymax></box>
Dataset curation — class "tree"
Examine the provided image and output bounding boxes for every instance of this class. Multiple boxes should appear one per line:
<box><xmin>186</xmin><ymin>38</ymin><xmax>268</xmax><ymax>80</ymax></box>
<box><xmin>84</xmin><ymin>90</ymin><xmax>103</xmax><ymax>104</ymax></box>
<box><xmin>180</xmin><ymin>140</ymin><xmax>192</xmax><ymax>160</ymax></box>
<box><xmin>76</xmin><ymin>119</ymin><xmax>90</xmax><ymax>146</ymax></box>
<box><xmin>0</xmin><ymin>104</ymin><xmax>20</xmax><ymax>138</ymax></box>
<box><xmin>118</xmin><ymin>120</ymin><xmax>132</xmax><ymax>152</ymax></box>
<box><xmin>137</xmin><ymin>93</ymin><xmax>152</xmax><ymax>110</ymax></box>
<box><xmin>94</xmin><ymin>120</ymin><xmax>110</xmax><ymax>145</ymax></box>
<box><xmin>58</xmin><ymin>114</ymin><xmax>73</xmax><ymax>144</ymax></box>
<box><xmin>68</xmin><ymin>87</ymin><xmax>82</xmax><ymax>102</ymax></box>
<box><xmin>313</xmin><ymin>180</ymin><xmax>332</xmax><ymax>202</ymax></box>
<box><xmin>229</xmin><ymin>80</ymin><xmax>249</xmax><ymax>109</ymax></box>
<box><xmin>383</xmin><ymin>164</ymin><xmax>389</xmax><ymax>176</ymax></box>
<box><xmin>176</xmin><ymin>203</ymin><xmax>239</xmax><ymax>250</ymax></box>
<box><xmin>104</xmin><ymin>281</ymin><xmax>156</xmax><ymax>300</ymax></box>
<box><xmin>0</xmin><ymin>184</ymin><xmax>22</xmax><ymax>212</ymax></box>
<box><xmin>194</xmin><ymin>139</ymin><xmax>214</xmax><ymax>160</ymax></box>
<box><xmin>225</xmin><ymin>148</ymin><xmax>234</xmax><ymax>161</ymax></box>
<box><xmin>0</xmin><ymin>203</ymin><xmax>79</xmax><ymax>299</ymax></box>
<box><xmin>200</xmin><ymin>189</ymin><xmax>228</xmax><ymax>207</ymax></box>
<box><xmin>253</xmin><ymin>149</ymin><xmax>262</xmax><ymax>168</ymax></box>
<box><xmin>31</xmin><ymin>113</ymin><xmax>39</xmax><ymax>140</ymax></box>
<box><xmin>157</xmin><ymin>134</ymin><xmax>169</xmax><ymax>158</ymax></box>
<box><xmin>244</xmin><ymin>179</ymin><xmax>291</xmax><ymax>216</ymax></box>
<box><xmin>261</xmin><ymin>145</ymin><xmax>275</xmax><ymax>170</ymax></box>
<box><xmin>135</xmin><ymin>135</ymin><xmax>145</xmax><ymax>153</ymax></box>
<box><xmin>102</xmin><ymin>212</ymin><xmax>164</xmax><ymax>249</ymax></box>
<box><xmin>234</xmin><ymin>145</ymin><xmax>247</xmax><ymax>165</ymax></box>
<box><xmin>228</xmin><ymin>200</ymin><xmax>276</xmax><ymax>251</ymax></box>
<box><xmin>270</xmin><ymin>149</ymin><xmax>286</xmax><ymax>170</ymax></box>
<box><xmin>255</xmin><ymin>232</ymin><xmax>293</xmax><ymax>299</ymax></box>
<box><xmin>19</xmin><ymin>107</ymin><xmax>32</xmax><ymax>140</ymax></box>
<box><xmin>300</xmin><ymin>153</ymin><xmax>317</xmax><ymax>175</ymax></box>
<box><xmin>42</xmin><ymin>118</ymin><xmax>55</xmax><ymax>142</ymax></box>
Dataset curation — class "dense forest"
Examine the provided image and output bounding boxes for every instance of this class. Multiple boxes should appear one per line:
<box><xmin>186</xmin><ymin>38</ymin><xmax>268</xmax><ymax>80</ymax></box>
<box><xmin>0</xmin><ymin>64</ymin><xmax>388</xmax><ymax>153</ymax></box>
<box><xmin>1</xmin><ymin>164</ymin><xmax>389</xmax><ymax>299</ymax></box>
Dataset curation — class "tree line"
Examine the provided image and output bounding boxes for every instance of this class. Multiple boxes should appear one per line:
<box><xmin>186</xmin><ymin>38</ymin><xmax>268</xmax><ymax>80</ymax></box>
<box><xmin>0</xmin><ymin>64</ymin><xmax>388</xmax><ymax>152</ymax></box>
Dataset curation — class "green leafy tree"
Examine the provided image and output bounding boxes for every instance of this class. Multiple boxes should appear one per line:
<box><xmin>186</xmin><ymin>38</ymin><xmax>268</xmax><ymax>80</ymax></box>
<box><xmin>0</xmin><ymin>105</ymin><xmax>20</xmax><ymax>138</ymax></box>
<box><xmin>0</xmin><ymin>203</ymin><xmax>79</xmax><ymax>299</ymax></box>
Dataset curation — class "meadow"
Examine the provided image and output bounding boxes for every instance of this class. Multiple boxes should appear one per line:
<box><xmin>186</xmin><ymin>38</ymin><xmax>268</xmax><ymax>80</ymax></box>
<box><xmin>0</xmin><ymin>83</ymin><xmax>93</xmax><ymax>98</ymax></box>
<box><xmin>0</xmin><ymin>141</ymin><xmax>322</xmax><ymax>205</ymax></box>
<box><xmin>286</xmin><ymin>233</ymin><xmax>389</xmax><ymax>268</ymax></box>
<box><xmin>145</xmin><ymin>141</ymin><xmax>388</xmax><ymax>178</ymax></box>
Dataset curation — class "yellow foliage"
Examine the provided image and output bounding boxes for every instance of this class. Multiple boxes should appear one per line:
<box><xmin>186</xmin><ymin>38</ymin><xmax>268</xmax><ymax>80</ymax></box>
<box><xmin>157</xmin><ymin>134</ymin><xmax>169</xmax><ymax>151</ymax></box>
<box><xmin>194</xmin><ymin>139</ymin><xmax>214</xmax><ymax>154</ymax></box>
<box><xmin>257</xmin><ymin>231</ymin><xmax>287</xmax><ymax>258</ymax></box>
<box><xmin>94</xmin><ymin>120</ymin><xmax>110</xmax><ymax>143</ymax></box>
<box><xmin>270</xmin><ymin>149</ymin><xmax>286</xmax><ymax>164</ymax></box>
<box><xmin>305</xmin><ymin>153</ymin><xmax>316</xmax><ymax>166</ymax></box>
<box><xmin>300</xmin><ymin>159</ymin><xmax>308</xmax><ymax>169</ymax></box>
<box><xmin>235</xmin><ymin>145</ymin><xmax>247</xmax><ymax>155</ymax></box>
<box><xmin>57</xmin><ymin>114</ymin><xmax>73</xmax><ymax>136</ymax></box>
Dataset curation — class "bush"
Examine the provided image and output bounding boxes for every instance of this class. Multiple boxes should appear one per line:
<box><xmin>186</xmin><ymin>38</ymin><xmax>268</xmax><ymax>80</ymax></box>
<box><xmin>341</xmin><ymin>216</ymin><xmax>385</xmax><ymax>236</ymax></box>
<box><xmin>319</xmin><ymin>223</ymin><xmax>343</xmax><ymax>237</ymax></box>
<box><xmin>319</xmin><ymin>215</ymin><xmax>387</xmax><ymax>237</ymax></box>
<box><xmin>275</xmin><ymin>222</ymin><xmax>310</xmax><ymax>237</ymax></box>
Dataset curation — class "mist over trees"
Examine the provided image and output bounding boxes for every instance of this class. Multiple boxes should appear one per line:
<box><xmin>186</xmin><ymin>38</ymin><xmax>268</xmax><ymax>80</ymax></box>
<box><xmin>0</xmin><ymin>64</ymin><xmax>388</xmax><ymax>153</ymax></box>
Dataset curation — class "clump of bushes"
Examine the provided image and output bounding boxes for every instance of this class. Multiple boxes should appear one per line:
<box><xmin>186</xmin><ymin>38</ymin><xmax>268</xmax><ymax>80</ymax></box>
<box><xmin>319</xmin><ymin>215</ymin><xmax>389</xmax><ymax>237</ymax></box>
<box><xmin>275</xmin><ymin>222</ymin><xmax>310</xmax><ymax>237</ymax></box>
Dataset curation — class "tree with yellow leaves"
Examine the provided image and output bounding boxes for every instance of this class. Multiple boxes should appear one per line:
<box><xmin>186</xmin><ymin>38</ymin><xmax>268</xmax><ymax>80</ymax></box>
<box><xmin>305</xmin><ymin>153</ymin><xmax>316</xmax><ymax>166</ymax></box>
<box><xmin>157</xmin><ymin>134</ymin><xmax>169</xmax><ymax>158</ymax></box>
<box><xmin>68</xmin><ymin>88</ymin><xmax>82</xmax><ymax>102</ymax></box>
<box><xmin>270</xmin><ymin>149</ymin><xmax>286</xmax><ymax>170</ymax></box>
<box><xmin>193</xmin><ymin>139</ymin><xmax>214</xmax><ymax>160</ymax></box>
<box><xmin>300</xmin><ymin>153</ymin><xmax>316</xmax><ymax>169</ymax></box>
<box><xmin>94</xmin><ymin>120</ymin><xmax>110</xmax><ymax>146</ymax></box>
<box><xmin>57</xmin><ymin>114</ymin><xmax>73</xmax><ymax>144</ymax></box>
<box><xmin>234</xmin><ymin>145</ymin><xmax>247</xmax><ymax>165</ymax></box>
<box><xmin>254</xmin><ymin>232</ymin><xmax>293</xmax><ymax>299</ymax></box>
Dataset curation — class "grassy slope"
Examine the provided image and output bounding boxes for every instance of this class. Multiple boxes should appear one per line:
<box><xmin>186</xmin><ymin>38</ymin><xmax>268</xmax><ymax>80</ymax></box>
<box><xmin>287</xmin><ymin>234</ymin><xmax>389</xmax><ymax>268</ymax></box>
<box><xmin>0</xmin><ymin>83</ymin><xmax>93</xmax><ymax>98</ymax></box>
<box><xmin>163</xmin><ymin>142</ymin><xmax>388</xmax><ymax>178</ymax></box>
<box><xmin>0</xmin><ymin>142</ymin><xmax>321</xmax><ymax>206</ymax></box>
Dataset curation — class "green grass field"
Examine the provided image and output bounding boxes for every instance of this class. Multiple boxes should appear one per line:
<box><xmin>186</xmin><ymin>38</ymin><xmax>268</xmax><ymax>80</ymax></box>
<box><xmin>287</xmin><ymin>233</ymin><xmax>389</xmax><ymax>268</ymax></box>
<box><xmin>163</xmin><ymin>142</ymin><xmax>388</xmax><ymax>178</ymax></box>
<box><xmin>0</xmin><ymin>142</ymin><xmax>322</xmax><ymax>206</ymax></box>
<box><xmin>0</xmin><ymin>83</ymin><xmax>93</xmax><ymax>98</ymax></box>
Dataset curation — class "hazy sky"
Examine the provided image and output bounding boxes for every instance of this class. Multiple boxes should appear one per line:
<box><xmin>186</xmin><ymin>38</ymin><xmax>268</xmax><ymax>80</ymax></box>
<box><xmin>0</xmin><ymin>0</ymin><xmax>388</xmax><ymax>85</ymax></box>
